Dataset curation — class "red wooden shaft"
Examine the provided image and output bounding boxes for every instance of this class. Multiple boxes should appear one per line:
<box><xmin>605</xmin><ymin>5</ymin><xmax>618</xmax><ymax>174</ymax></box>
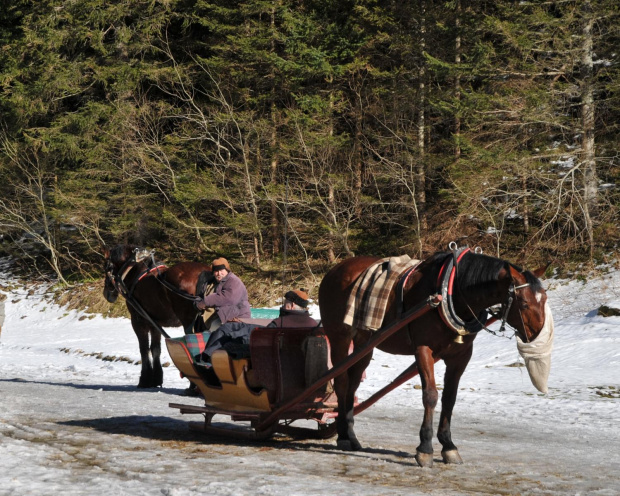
<box><xmin>255</xmin><ymin>294</ymin><xmax>442</xmax><ymax>431</ymax></box>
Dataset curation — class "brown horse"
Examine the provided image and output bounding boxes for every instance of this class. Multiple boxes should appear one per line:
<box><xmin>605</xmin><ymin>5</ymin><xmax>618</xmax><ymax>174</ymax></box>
<box><xmin>103</xmin><ymin>245</ymin><xmax>211</xmax><ymax>388</ymax></box>
<box><xmin>318</xmin><ymin>247</ymin><xmax>552</xmax><ymax>467</ymax></box>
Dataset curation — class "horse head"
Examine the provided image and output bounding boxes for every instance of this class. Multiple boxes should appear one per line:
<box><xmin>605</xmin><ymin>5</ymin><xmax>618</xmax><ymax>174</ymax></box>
<box><xmin>503</xmin><ymin>263</ymin><xmax>554</xmax><ymax>393</ymax></box>
<box><xmin>103</xmin><ymin>244</ymin><xmax>143</xmax><ymax>303</ymax></box>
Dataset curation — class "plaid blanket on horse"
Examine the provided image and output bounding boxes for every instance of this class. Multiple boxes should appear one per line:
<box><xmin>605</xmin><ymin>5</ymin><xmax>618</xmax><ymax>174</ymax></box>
<box><xmin>343</xmin><ymin>255</ymin><xmax>420</xmax><ymax>331</ymax></box>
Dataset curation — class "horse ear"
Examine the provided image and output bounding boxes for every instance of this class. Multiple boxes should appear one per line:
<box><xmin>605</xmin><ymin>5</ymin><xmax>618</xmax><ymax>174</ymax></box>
<box><xmin>507</xmin><ymin>264</ymin><xmax>523</xmax><ymax>283</ymax></box>
<box><xmin>531</xmin><ymin>262</ymin><xmax>551</xmax><ymax>279</ymax></box>
<box><xmin>498</xmin><ymin>264</ymin><xmax>523</xmax><ymax>285</ymax></box>
<box><xmin>103</xmin><ymin>246</ymin><xmax>110</xmax><ymax>259</ymax></box>
<box><xmin>497</xmin><ymin>265</ymin><xmax>510</xmax><ymax>282</ymax></box>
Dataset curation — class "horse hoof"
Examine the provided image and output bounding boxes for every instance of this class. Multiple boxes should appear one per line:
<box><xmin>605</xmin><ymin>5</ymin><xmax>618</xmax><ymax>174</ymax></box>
<box><xmin>337</xmin><ymin>439</ymin><xmax>362</xmax><ymax>451</ymax></box>
<box><xmin>442</xmin><ymin>449</ymin><xmax>463</xmax><ymax>464</ymax></box>
<box><xmin>415</xmin><ymin>450</ymin><xmax>434</xmax><ymax>468</ymax></box>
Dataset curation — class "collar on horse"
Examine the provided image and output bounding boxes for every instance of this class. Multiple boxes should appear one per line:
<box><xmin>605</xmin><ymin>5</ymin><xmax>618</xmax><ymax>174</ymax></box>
<box><xmin>436</xmin><ymin>246</ymin><xmax>488</xmax><ymax>341</ymax></box>
<box><xmin>436</xmin><ymin>244</ymin><xmax>531</xmax><ymax>343</ymax></box>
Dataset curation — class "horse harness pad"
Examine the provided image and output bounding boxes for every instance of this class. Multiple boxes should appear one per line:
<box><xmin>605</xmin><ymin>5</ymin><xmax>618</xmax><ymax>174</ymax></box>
<box><xmin>343</xmin><ymin>255</ymin><xmax>421</xmax><ymax>331</ymax></box>
<box><xmin>436</xmin><ymin>247</ymin><xmax>488</xmax><ymax>339</ymax></box>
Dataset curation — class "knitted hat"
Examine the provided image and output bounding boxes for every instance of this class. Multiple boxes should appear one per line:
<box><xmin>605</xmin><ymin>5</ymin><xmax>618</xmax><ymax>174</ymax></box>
<box><xmin>211</xmin><ymin>257</ymin><xmax>230</xmax><ymax>272</ymax></box>
<box><xmin>284</xmin><ymin>289</ymin><xmax>309</xmax><ymax>308</ymax></box>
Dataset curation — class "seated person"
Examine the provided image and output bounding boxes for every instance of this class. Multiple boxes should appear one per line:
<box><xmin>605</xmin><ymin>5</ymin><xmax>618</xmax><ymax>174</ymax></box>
<box><xmin>195</xmin><ymin>289</ymin><xmax>318</xmax><ymax>366</ymax></box>
<box><xmin>195</xmin><ymin>257</ymin><xmax>251</xmax><ymax>331</ymax></box>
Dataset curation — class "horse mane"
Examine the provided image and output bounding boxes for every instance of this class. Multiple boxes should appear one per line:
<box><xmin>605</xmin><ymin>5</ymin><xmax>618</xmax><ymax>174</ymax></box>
<box><xmin>432</xmin><ymin>250</ymin><xmax>543</xmax><ymax>293</ymax></box>
<box><xmin>458</xmin><ymin>252</ymin><xmax>507</xmax><ymax>290</ymax></box>
<box><xmin>521</xmin><ymin>269</ymin><xmax>544</xmax><ymax>293</ymax></box>
<box><xmin>109</xmin><ymin>244</ymin><xmax>140</xmax><ymax>263</ymax></box>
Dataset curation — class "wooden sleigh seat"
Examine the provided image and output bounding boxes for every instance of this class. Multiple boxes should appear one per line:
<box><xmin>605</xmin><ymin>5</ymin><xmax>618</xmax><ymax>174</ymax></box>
<box><xmin>166</xmin><ymin>326</ymin><xmax>337</xmax><ymax>416</ymax></box>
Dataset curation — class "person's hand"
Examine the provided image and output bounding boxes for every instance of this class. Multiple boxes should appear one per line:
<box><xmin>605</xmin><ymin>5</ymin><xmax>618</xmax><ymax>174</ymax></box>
<box><xmin>194</xmin><ymin>297</ymin><xmax>206</xmax><ymax>311</ymax></box>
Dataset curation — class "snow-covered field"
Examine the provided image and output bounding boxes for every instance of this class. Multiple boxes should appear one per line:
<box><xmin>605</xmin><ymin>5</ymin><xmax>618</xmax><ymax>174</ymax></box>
<box><xmin>1</xmin><ymin>257</ymin><xmax>619</xmax><ymax>495</ymax></box>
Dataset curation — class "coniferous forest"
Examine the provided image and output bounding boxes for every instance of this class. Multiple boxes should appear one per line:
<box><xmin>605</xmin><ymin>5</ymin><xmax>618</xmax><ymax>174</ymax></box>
<box><xmin>0</xmin><ymin>1</ymin><xmax>618</xmax><ymax>300</ymax></box>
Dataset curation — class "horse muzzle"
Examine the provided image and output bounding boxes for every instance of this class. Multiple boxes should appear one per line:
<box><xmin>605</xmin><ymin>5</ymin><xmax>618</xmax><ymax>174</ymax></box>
<box><xmin>103</xmin><ymin>287</ymin><xmax>118</xmax><ymax>303</ymax></box>
<box><xmin>516</xmin><ymin>302</ymin><xmax>554</xmax><ymax>393</ymax></box>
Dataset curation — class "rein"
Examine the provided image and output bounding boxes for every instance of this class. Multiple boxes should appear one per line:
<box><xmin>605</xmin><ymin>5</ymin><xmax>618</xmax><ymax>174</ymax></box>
<box><xmin>142</xmin><ymin>253</ymin><xmax>203</xmax><ymax>302</ymax></box>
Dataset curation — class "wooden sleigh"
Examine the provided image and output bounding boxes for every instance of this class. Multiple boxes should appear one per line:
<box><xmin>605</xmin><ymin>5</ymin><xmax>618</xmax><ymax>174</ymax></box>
<box><xmin>167</xmin><ymin>294</ymin><xmax>442</xmax><ymax>440</ymax></box>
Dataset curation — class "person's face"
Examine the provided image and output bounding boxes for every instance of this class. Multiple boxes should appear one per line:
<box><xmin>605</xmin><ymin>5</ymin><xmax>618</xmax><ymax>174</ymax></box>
<box><xmin>283</xmin><ymin>300</ymin><xmax>295</xmax><ymax>310</ymax></box>
<box><xmin>213</xmin><ymin>268</ymin><xmax>228</xmax><ymax>282</ymax></box>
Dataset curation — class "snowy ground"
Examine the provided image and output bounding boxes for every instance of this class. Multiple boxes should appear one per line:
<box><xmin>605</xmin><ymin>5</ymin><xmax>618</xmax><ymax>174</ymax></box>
<box><xmin>1</xmin><ymin>257</ymin><xmax>619</xmax><ymax>495</ymax></box>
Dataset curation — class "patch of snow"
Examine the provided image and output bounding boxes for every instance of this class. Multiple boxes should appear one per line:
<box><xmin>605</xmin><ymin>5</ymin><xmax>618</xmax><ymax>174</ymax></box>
<box><xmin>1</xmin><ymin>256</ymin><xmax>619</xmax><ymax>495</ymax></box>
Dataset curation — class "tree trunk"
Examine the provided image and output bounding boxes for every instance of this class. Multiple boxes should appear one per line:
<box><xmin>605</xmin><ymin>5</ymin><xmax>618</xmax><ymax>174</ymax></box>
<box><xmin>581</xmin><ymin>1</ymin><xmax>597</xmax><ymax>260</ymax></box>
<box><xmin>415</xmin><ymin>0</ymin><xmax>428</xmax><ymax>241</ymax></box>
<box><xmin>270</xmin><ymin>113</ymin><xmax>280</xmax><ymax>257</ymax></box>
<box><xmin>327</xmin><ymin>182</ymin><xmax>336</xmax><ymax>263</ymax></box>
<box><xmin>353</xmin><ymin>124</ymin><xmax>363</xmax><ymax>218</ymax></box>
<box><xmin>269</xmin><ymin>4</ymin><xmax>280</xmax><ymax>257</ymax></box>
<box><xmin>454</xmin><ymin>0</ymin><xmax>461</xmax><ymax>160</ymax></box>
<box><xmin>522</xmin><ymin>176</ymin><xmax>530</xmax><ymax>234</ymax></box>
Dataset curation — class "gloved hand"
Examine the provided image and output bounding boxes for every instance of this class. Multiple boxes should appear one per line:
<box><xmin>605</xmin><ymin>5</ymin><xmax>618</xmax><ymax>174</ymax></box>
<box><xmin>194</xmin><ymin>297</ymin><xmax>206</xmax><ymax>311</ymax></box>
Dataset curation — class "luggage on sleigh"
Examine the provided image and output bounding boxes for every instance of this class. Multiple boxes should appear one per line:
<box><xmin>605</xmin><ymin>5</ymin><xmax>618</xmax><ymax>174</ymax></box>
<box><xmin>166</xmin><ymin>324</ymin><xmax>342</xmax><ymax>440</ymax></box>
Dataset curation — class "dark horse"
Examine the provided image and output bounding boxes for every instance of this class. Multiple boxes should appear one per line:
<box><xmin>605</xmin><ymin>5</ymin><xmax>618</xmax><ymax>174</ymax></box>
<box><xmin>103</xmin><ymin>245</ymin><xmax>210</xmax><ymax>388</ymax></box>
<box><xmin>319</xmin><ymin>247</ymin><xmax>552</xmax><ymax>467</ymax></box>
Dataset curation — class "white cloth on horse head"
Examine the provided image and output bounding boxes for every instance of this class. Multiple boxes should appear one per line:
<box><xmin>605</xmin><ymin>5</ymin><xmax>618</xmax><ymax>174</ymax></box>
<box><xmin>516</xmin><ymin>301</ymin><xmax>554</xmax><ymax>394</ymax></box>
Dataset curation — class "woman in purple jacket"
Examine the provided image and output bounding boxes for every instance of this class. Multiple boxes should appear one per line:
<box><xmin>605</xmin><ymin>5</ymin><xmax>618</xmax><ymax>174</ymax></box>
<box><xmin>195</xmin><ymin>257</ymin><xmax>251</xmax><ymax>331</ymax></box>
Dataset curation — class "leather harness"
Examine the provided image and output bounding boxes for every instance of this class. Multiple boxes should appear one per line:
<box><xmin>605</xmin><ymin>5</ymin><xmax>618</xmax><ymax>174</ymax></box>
<box><xmin>396</xmin><ymin>245</ymin><xmax>528</xmax><ymax>343</ymax></box>
<box><xmin>436</xmin><ymin>247</ymin><xmax>488</xmax><ymax>338</ymax></box>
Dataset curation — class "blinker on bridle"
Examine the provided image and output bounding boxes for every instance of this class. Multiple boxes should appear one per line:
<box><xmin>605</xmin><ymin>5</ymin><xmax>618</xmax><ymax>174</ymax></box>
<box><xmin>106</xmin><ymin>248</ymin><xmax>153</xmax><ymax>297</ymax></box>
<box><xmin>491</xmin><ymin>281</ymin><xmax>532</xmax><ymax>342</ymax></box>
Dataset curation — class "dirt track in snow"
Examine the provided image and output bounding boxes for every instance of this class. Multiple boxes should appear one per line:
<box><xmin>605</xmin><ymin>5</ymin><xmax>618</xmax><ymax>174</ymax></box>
<box><xmin>2</xmin><ymin>377</ymin><xmax>619</xmax><ymax>496</ymax></box>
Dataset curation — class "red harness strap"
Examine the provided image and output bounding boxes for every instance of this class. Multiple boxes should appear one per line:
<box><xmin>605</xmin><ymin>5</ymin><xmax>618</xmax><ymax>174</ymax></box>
<box><xmin>436</xmin><ymin>247</ymin><xmax>470</xmax><ymax>291</ymax></box>
<box><xmin>137</xmin><ymin>264</ymin><xmax>167</xmax><ymax>282</ymax></box>
<box><xmin>447</xmin><ymin>248</ymin><xmax>470</xmax><ymax>298</ymax></box>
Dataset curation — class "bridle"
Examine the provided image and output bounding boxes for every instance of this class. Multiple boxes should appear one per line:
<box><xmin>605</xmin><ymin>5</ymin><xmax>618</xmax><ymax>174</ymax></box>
<box><xmin>487</xmin><ymin>281</ymin><xmax>532</xmax><ymax>342</ymax></box>
<box><xmin>105</xmin><ymin>248</ymin><xmax>164</xmax><ymax>300</ymax></box>
<box><xmin>104</xmin><ymin>247</ymin><xmax>173</xmax><ymax>339</ymax></box>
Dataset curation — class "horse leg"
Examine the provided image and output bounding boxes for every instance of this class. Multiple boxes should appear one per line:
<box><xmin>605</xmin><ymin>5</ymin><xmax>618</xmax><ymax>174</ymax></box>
<box><xmin>437</xmin><ymin>350</ymin><xmax>472</xmax><ymax>464</ymax></box>
<box><xmin>333</xmin><ymin>331</ymin><xmax>373</xmax><ymax>451</ymax></box>
<box><xmin>132</xmin><ymin>317</ymin><xmax>156</xmax><ymax>388</ymax></box>
<box><xmin>415</xmin><ymin>346</ymin><xmax>438</xmax><ymax>468</ymax></box>
<box><xmin>150</xmin><ymin>328</ymin><xmax>163</xmax><ymax>388</ymax></box>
